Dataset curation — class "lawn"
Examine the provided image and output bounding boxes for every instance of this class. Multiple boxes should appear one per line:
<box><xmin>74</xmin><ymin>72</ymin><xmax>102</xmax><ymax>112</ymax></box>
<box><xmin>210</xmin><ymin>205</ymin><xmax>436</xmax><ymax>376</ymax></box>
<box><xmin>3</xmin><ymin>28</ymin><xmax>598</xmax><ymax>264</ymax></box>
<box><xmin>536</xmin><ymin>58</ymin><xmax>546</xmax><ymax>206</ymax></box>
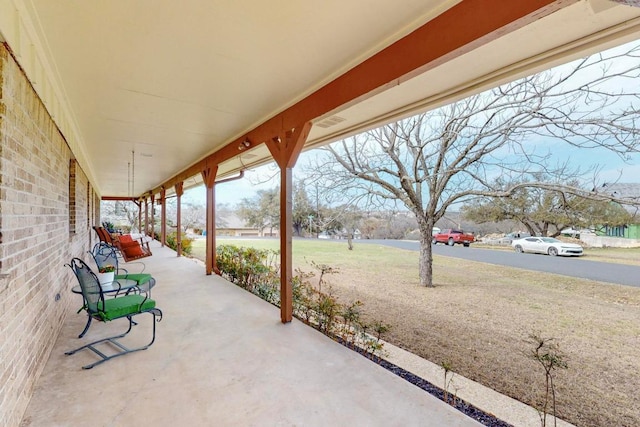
<box><xmin>580</xmin><ymin>247</ymin><xmax>640</xmax><ymax>266</ymax></box>
<box><xmin>191</xmin><ymin>237</ymin><xmax>640</xmax><ymax>427</ymax></box>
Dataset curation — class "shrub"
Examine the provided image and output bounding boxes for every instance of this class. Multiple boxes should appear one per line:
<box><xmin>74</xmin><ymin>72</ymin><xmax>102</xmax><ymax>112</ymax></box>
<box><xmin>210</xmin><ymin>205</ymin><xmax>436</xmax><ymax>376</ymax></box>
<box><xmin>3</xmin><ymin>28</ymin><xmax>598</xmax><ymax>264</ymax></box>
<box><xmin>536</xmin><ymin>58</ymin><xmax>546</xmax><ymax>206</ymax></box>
<box><xmin>527</xmin><ymin>333</ymin><xmax>568</xmax><ymax>427</ymax></box>
<box><xmin>102</xmin><ymin>221</ymin><xmax>117</xmax><ymax>233</ymax></box>
<box><xmin>166</xmin><ymin>232</ymin><xmax>193</xmax><ymax>255</ymax></box>
<box><xmin>217</xmin><ymin>244</ymin><xmax>280</xmax><ymax>303</ymax></box>
<box><xmin>217</xmin><ymin>244</ymin><xmax>390</xmax><ymax>359</ymax></box>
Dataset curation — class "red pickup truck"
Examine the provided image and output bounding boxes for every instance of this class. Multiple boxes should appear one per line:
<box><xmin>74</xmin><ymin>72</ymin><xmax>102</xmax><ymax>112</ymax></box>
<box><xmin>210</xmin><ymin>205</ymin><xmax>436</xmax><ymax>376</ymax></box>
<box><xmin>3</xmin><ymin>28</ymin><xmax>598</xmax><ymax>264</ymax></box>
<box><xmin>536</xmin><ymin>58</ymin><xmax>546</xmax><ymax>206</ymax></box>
<box><xmin>432</xmin><ymin>229</ymin><xmax>475</xmax><ymax>247</ymax></box>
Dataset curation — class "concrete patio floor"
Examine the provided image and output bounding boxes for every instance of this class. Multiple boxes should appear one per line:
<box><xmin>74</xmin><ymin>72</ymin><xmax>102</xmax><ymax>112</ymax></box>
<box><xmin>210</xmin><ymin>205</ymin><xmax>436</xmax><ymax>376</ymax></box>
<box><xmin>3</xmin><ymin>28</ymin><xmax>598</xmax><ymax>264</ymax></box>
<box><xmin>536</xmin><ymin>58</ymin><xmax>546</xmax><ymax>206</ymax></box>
<box><xmin>21</xmin><ymin>242</ymin><xmax>480</xmax><ymax>427</ymax></box>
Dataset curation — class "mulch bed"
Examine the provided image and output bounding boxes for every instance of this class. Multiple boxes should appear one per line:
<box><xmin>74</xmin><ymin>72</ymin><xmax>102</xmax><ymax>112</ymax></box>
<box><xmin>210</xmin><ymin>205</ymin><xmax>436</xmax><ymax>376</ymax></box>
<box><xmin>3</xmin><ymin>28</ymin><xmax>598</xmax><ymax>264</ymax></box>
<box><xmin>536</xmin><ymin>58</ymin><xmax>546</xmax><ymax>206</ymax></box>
<box><xmin>376</xmin><ymin>358</ymin><xmax>513</xmax><ymax>427</ymax></box>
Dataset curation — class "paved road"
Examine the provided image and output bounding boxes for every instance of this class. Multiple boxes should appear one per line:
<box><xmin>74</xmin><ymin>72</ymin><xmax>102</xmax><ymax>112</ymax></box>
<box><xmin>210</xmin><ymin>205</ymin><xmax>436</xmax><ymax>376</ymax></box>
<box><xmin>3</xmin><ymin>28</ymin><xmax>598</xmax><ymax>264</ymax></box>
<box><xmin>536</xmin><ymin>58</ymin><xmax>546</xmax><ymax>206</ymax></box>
<box><xmin>357</xmin><ymin>239</ymin><xmax>640</xmax><ymax>287</ymax></box>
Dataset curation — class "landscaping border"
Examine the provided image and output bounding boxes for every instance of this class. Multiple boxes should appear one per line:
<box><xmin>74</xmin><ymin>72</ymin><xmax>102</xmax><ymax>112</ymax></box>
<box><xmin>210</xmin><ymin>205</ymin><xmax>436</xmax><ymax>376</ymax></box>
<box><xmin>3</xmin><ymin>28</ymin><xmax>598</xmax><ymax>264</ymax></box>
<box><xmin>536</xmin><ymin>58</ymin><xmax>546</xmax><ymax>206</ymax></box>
<box><xmin>347</xmin><ymin>341</ymin><xmax>513</xmax><ymax>427</ymax></box>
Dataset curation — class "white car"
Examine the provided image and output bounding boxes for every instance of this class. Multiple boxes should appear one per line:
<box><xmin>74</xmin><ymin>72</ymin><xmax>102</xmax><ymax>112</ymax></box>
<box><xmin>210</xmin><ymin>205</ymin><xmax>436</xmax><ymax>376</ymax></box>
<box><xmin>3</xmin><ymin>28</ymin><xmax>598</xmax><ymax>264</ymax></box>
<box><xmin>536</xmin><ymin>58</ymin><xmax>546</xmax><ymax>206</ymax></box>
<box><xmin>512</xmin><ymin>237</ymin><xmax>583</xmax><ymax>257</ymax></box>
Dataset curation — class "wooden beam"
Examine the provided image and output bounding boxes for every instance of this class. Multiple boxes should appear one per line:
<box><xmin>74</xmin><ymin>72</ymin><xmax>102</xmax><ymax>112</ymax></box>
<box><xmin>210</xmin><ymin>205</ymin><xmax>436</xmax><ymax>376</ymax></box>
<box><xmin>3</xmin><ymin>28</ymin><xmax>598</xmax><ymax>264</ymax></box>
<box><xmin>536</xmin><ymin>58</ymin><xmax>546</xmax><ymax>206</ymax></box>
<box><xmin>101</xmin><ymin>196</ymin><xmax>137</xmax><ymax>201</ymax></box>
<box><xmin>276</xmin><ymin>0</ymin><xmax>578</xmax><ymax>130</ymax></box>
<box><xmin>151</xmin><ymin>0</ymin><xmax>573</xmax><ymax>196</ymax></box>
<box><xmin>265</xmin><ymin>122</ymin><xmax>313</xmax><ymax>169</ymax></box>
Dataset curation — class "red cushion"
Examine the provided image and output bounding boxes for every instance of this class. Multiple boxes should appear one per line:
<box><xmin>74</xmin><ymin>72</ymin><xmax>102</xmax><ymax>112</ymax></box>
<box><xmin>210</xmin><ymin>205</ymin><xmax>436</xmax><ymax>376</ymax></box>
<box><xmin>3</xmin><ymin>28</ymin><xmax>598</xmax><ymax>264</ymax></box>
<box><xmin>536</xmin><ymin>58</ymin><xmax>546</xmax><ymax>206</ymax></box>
<box><xmin>123</xmin><ymin>244</ymin><xmax>144</xmax><ymax>258</ymax></box>
<box><xmin>119</xmin><ymin>234</ymin><xmax>133</xmax><ymax>243</ymax></box>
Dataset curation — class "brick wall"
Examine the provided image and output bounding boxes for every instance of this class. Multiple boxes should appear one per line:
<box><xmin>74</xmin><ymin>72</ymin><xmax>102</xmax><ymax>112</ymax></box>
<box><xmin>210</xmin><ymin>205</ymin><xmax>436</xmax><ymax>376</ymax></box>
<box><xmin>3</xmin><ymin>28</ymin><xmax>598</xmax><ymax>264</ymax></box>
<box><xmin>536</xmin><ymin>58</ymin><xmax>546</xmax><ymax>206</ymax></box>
<box><xmin>0</xmin><ymin>44</ymin><xmax>95</xmax><ymax>427</ymax></box>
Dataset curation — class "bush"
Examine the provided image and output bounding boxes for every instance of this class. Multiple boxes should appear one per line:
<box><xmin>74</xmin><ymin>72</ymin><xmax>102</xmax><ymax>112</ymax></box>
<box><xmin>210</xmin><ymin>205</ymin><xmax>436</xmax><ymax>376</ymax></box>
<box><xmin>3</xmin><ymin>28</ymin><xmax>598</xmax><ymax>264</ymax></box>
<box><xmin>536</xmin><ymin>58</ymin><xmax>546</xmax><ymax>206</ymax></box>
<box><xmin>217</xmin><ymin>244</ymin><xmax>390</xmax><ymax>358</ymax></box>
<box><xmin>166</xmin><ymin>232</ymin><xmax>193</xmax><ymax>255</ymax></box>
<box><xmin>217</xmin><ymin>244</ymin><xmax>280</xmax><ymax>302</ymax></box>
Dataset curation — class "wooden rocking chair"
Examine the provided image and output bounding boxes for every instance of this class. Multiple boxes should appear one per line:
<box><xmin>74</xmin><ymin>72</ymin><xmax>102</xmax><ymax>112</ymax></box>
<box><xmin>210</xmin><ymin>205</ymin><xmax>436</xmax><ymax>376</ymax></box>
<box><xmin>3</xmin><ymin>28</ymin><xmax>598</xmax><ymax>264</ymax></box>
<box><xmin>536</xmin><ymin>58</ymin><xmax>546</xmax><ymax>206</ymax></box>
<box><xmin>116</xmin><ymin>234</ymin><xmax>153</xmax><ymax>262</ymax></box>
<box><xmin>93</xmin><ymin>226</ymin><xmax>152</xmax><ymax>262</ymax></box>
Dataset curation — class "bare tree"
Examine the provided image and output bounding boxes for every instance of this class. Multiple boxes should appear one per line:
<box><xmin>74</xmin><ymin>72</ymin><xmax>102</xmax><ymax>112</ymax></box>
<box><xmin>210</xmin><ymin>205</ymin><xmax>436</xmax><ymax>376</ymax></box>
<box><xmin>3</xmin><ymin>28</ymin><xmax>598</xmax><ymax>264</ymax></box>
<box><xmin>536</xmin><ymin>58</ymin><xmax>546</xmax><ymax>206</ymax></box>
<box><xmin>292</xmin><ymin>181</ymin><xmax>315</xmax><ymax>236</ymax></box>
<box><xmin>100</xmin><ymin>200</ymin><xmax>140</xmax><ymax>232</ymax></box>
<box><xmin>182</xmin><ymin>203</ymin><xmax>206</xmax><ymax>233</ymax></box>
<box><xmin>238</xmin><ymin>188</ymin><xmax>280</xmax><ymax>235</ymax></box>
<box><xmin>308</xmin><ymin>43</ymin><xmax>640</xmax><ymax>287</ymax></box>
<box><xmin>163</xmin><ymin>198</ymin><xmax>206</xmax><ymax>233</ymax></box>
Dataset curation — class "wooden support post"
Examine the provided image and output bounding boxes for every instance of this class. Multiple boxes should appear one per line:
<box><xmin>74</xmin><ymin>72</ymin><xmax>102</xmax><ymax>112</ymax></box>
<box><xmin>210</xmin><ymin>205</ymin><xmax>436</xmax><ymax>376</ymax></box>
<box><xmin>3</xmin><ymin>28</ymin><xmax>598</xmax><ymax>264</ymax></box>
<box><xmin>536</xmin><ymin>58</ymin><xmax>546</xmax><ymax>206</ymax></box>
<box><xmin>265</xmin><ymin>122</ymin><xmax>312</xmax><ymax>323</ymax></box>
<box><xmin>279</xmin><ymin>167</ymin><xmax>294</xmax><ymax>322</ymax></box>
<box><xmin>135</xmin><ymin>200</ymin><xmax>142</xmax><ymax>234</ymax></box>
<box><xmin>160</xmin><ymin>187</ymin><xmax>166</xmax><ymax>247</ymax></box>
<box><xmin>201</xmin><ymin>162</ymin><xmax>219</xmax><ymax>275</ymax></box>
<box><xmin>144</xmin><ymin>196</ymin><xmax>149</xmax><ymax>236</ymax></box>
<box><xmin>150</xmin><ymin>194</ymin><xmax>155</xmax><ymax>239</ymax></box>
<box><xmin>175</xmin><ymin>182</ymin><xmax>184</xmax><ymax>257</ymax></box>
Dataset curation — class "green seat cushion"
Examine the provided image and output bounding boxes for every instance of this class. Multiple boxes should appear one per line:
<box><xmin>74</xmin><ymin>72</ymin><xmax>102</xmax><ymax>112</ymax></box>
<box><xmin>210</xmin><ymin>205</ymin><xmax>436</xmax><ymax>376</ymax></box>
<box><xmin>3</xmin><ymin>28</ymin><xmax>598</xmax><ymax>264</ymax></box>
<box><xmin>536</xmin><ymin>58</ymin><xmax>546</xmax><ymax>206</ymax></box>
<box><xmin>97</xmin><ymin>294</ymin><xmax>156</xmax><ymax>321</ymax></box>
<box><xmin>116</xmin><ymin>273</ymin><xmax>153</xmax><ymax>286</ymax></box>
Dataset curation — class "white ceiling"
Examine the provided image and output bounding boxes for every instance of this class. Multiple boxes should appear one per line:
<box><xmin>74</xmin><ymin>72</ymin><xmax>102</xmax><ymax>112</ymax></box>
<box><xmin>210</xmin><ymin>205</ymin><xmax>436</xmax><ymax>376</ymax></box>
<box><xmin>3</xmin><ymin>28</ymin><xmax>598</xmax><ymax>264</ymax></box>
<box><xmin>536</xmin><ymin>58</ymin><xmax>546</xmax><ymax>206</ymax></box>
<box><xmin>2</xmin><ymin>0</ymin><xmax>640</xmax><ymax>197</ymax></box>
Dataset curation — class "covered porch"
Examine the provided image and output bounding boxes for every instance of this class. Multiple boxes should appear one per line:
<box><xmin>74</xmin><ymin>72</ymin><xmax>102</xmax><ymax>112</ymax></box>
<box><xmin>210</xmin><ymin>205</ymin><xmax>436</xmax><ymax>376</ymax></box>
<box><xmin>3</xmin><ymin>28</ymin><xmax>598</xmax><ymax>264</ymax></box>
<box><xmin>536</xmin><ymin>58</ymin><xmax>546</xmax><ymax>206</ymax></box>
<box><xmin>21</xmin><ymin>242</ymin><xmax>479</xmax><ymax>426</ymax></box>
<box><xmin>3</xmin><ymin>1</ymin><xmax>640</xmax><ymax>425</ymax></box>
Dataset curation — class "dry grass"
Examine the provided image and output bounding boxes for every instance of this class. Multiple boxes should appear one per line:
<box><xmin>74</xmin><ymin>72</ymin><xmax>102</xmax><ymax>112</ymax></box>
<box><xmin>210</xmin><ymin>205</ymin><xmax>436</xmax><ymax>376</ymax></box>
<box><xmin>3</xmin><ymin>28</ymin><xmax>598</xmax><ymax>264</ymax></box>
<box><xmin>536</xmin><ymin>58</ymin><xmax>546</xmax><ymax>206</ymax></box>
<box><xmin>194</xmin><ymin>239</ymin><xmax>640</xmax><ymax>427</ymax></box>
<box><xmin>329</xmin><ymin>255</ymin><xmax>640</xmax><ymax>427</ymax></box>
<box><xmin>580</xmin><ymin>247</ymin><xmax>640</xmax><ymax>266</ymax></box>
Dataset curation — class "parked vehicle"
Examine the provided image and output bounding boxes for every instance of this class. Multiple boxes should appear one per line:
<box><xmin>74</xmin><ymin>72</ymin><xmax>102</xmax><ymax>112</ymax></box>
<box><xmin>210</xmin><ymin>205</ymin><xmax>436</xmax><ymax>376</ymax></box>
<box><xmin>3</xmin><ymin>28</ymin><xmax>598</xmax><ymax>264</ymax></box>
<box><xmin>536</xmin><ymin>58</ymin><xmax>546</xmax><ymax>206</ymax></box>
<box><xmin>498</xmin><ymin>231</ymin><xmax>532</xmax><ymax>244</ymax></box>
<box><xmin>432</xmin><ymin>229</ymin><xmax>475</xmax><ymax>247</ymax></box>
<box><xmin>512</xmin><ymin>237</ymin><xmax>583</xmax><ymax>256</ymax></box>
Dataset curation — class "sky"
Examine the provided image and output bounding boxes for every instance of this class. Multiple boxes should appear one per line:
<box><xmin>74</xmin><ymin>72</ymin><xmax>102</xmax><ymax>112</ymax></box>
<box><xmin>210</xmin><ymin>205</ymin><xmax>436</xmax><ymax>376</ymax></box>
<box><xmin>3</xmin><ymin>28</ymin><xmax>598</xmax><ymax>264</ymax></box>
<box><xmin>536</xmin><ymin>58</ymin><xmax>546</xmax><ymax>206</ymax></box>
<box><xmin>185</xmin><ymin>41</ymin><xmax>640</xmax><ymax>206</ymax></box>
<box><xmin>185</xmin><ymin>146</ymin><xmax>638</xmax><ymax>207</ymax></box>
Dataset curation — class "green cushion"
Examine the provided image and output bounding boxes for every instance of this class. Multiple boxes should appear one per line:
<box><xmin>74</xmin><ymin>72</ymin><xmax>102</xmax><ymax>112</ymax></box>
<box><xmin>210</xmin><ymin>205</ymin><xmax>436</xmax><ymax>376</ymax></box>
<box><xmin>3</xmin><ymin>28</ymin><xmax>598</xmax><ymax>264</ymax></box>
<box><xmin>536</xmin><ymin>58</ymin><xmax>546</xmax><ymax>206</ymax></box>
<box><xmin>97</xmin><ymin>294</ymin><xmax>156</xmax><ymax>321</ymax></box>
<box><xmin>116</xmin><ymin>273</ymin><xmax>152</xmax><ymax>286</ymax></box>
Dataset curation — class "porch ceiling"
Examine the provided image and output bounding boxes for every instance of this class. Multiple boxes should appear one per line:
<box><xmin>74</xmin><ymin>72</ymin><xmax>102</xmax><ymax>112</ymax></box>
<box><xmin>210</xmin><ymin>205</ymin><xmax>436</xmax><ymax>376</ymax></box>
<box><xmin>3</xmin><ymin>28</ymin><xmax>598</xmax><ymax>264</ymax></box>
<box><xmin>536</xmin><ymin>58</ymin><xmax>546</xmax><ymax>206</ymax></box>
<box><xmin>2</xmin><ymin>0</ymin><xmax>640</xmax><ymax>197</ymax></box>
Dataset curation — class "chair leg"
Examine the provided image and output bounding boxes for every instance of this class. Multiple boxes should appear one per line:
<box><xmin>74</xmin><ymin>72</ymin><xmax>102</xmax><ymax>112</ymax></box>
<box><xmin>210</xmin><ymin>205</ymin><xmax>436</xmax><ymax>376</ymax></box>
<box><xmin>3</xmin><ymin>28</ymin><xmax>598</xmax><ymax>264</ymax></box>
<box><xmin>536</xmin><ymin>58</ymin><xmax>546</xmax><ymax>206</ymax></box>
<box><xmin>65</xmin><ymin>309</ymin><xmax>163</xmax><ymax>369</ymax></box>
<box><xmin>78</xmin><ymin>314</ymin><xmax>93</xmax><ymax>338</ymax></box>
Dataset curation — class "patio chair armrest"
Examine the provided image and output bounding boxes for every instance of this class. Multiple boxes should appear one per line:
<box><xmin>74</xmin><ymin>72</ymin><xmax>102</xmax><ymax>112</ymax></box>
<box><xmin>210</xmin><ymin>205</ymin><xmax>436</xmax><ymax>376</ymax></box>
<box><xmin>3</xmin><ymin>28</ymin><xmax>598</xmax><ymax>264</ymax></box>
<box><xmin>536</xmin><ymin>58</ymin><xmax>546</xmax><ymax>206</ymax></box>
<box><xmin>119</xmin><ymin>261</ymin><xmax>146</xmax><ymax>274</ymax></box>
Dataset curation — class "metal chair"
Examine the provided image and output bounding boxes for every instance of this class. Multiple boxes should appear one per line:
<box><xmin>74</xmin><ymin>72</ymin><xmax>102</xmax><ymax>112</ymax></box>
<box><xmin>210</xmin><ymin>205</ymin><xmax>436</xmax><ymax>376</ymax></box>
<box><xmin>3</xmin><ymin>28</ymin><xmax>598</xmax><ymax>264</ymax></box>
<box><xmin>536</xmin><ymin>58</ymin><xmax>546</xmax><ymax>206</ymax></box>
<box><xmin>89</xmin><ymin>242</ymin><xmax>155</xmax><ymax>294</ymax></box>
<box><xmin>65</xmin><ymin>258</ymin><xmax>163</xmax><ymax>369</ymax></box>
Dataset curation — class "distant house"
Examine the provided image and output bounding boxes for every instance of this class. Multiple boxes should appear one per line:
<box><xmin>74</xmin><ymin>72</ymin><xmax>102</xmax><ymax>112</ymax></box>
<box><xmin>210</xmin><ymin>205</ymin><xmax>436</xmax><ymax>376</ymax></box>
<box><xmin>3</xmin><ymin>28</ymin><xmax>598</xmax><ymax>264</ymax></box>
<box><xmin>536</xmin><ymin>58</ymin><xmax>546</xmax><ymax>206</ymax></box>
<box><xmin>594</xmin><ymin>183</ymin><xmax>640</xmax><ymax>239</ymax></box>
<box><xmin>215</xmin><ymin>211</ymin><xmax>278</xmax><ymax>237</ymax></box>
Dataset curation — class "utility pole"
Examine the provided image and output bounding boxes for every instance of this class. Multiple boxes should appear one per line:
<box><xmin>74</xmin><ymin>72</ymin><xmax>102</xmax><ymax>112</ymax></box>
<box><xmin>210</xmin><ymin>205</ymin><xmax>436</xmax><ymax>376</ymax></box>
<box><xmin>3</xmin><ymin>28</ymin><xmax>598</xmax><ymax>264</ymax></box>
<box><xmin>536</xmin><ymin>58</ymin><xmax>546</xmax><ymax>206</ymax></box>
<box><xmin>315</xmin><ymin>183</ymin><xmax>319</xmax><ymax>238</ymax></box>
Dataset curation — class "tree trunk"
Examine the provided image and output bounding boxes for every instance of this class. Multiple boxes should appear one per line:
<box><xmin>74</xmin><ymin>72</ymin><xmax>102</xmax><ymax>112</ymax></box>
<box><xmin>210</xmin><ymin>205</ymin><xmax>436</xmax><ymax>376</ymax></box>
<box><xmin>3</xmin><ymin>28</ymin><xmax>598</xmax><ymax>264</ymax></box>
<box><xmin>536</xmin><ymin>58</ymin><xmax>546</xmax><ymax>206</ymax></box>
<box><xmin>419</xmin><ymin>226</ymin><xmax>434</xmax><ymax>287</ymax></box>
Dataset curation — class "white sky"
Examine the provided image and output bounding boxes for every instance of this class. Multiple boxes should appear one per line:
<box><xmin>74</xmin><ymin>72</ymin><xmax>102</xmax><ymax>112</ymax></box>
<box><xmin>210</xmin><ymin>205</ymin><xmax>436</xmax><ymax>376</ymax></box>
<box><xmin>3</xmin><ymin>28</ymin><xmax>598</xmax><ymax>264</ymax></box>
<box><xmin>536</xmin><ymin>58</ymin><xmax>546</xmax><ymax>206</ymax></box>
<box><xmin>188</xmin><ymin>146</ymin><xmax>638</xmax><ymax>206</ymax></box>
